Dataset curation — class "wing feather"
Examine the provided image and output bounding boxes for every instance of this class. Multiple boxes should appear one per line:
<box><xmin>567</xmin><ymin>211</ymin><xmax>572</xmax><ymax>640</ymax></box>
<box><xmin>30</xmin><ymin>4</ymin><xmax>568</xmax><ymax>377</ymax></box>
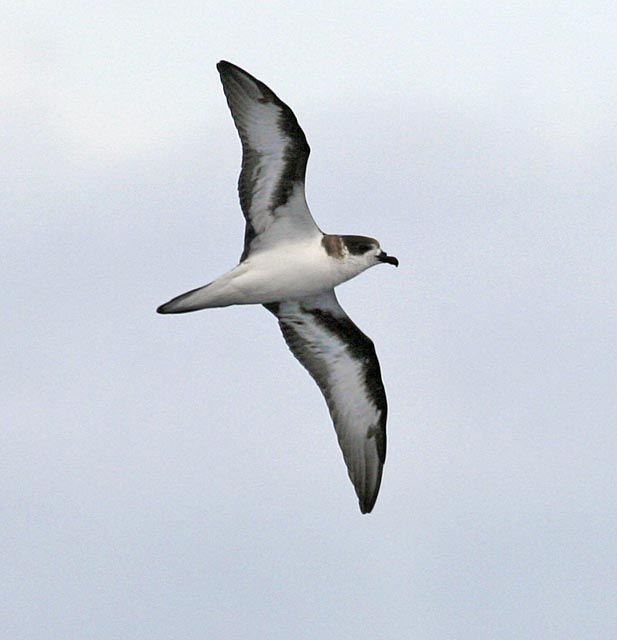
<box><xmin>265</xmin><ymin>291</ymin><xmax>388</xmax><ymax>513</ymax></box>
<box><xmin>217</xmin><ymin>61</ymin><xmax>321</xmax><ymax>260</ymax></box>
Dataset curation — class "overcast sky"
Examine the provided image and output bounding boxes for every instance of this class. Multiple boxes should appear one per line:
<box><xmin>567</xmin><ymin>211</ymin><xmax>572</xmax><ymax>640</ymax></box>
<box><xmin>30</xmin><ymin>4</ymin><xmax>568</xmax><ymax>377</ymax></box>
<box><xmin>3</xmin><ymin>2</ymin><xmax>616</xmax><ymax>638</ymax></box>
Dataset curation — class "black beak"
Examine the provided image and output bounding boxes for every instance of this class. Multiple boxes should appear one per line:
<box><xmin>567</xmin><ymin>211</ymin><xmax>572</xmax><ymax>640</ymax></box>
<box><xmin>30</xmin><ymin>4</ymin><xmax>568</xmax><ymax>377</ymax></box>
<box><xmin>378</xmin><ymin>251</ymin><xmax>399</xmax><ymax>267</ymax></box>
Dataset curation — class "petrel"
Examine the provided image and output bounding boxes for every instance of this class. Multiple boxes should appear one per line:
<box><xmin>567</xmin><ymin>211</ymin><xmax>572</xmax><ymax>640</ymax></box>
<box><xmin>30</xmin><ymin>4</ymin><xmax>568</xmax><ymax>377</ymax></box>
<box><xmin>158</xmin><ymin>61</ymin><xmax>398</xmax><ymax>513</ymax></box>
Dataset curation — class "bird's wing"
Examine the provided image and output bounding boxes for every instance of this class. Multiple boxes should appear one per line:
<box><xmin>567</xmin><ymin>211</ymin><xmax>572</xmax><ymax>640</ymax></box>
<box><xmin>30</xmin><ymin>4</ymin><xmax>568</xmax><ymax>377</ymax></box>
<box><xmin>217</xmin><ymin>61</ymin><xmax>322</xmax><ymax>261</ymax></box>
<box><xmin>264</xmin><ymin>290</ymin><xmax>388</xmax><ymax>513</ymax></box>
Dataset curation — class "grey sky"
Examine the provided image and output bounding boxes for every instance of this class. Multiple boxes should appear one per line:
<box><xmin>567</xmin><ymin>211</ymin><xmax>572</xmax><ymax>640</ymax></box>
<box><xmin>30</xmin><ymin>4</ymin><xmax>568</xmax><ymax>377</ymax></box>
<box><xmin>3</xmin><ymin>2</ymin><xmax>616</xmax><ymax>638</ymax></box>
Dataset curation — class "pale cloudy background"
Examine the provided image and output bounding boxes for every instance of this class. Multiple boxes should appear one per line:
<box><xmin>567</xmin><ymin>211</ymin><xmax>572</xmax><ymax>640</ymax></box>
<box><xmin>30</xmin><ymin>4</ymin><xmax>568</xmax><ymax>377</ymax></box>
<box><xmin>2</xmin><ymin>2</ymin><xmax>616</xmax><ymax>638</ymax></box>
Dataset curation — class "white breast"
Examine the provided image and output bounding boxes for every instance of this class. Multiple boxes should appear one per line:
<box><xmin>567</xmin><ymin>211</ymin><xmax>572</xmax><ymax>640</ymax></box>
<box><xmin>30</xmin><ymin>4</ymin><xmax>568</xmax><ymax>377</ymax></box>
<box><xmin>229</xmin><ymin>238</ymin><xmax>369</xmax><ymax>304</ymax></box>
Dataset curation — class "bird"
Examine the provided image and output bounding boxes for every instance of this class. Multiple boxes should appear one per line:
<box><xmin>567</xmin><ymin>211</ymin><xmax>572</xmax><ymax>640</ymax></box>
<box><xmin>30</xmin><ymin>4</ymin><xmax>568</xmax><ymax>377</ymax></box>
<box><xmin>157</xmin><ymin>61</ymin><xmax>398</xmax><ymax>513</ymax></box>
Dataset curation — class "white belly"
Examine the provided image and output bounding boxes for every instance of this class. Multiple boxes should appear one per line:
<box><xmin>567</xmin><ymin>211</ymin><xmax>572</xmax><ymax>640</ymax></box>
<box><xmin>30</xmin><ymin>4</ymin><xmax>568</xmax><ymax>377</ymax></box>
<box><xmin>157</xmin><ymin>238</ymin><xmax>371</xmax><ymax>313</ymax></box>
<box><xmin>230</xmin><ymin>244</ymin><xmax>345</xmax><ymax>303</ymax></box>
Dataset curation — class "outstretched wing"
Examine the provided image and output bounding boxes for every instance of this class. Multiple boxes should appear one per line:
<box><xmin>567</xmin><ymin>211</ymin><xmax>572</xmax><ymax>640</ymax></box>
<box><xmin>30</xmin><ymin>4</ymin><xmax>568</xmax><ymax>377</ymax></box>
<box><xmin>264</xmin><ymin>290</ymin><xmax>388</xmax><ymax>513</ymax></box>
<box><xmin>217</xmin><ymin>61</ymin><xmax>321</xmax><ymax>261</ymax></box>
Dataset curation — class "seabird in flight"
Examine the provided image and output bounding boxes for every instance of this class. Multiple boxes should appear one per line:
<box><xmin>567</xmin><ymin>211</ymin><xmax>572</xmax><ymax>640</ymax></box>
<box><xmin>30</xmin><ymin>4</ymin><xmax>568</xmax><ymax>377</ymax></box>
<box><xmin>158</xmin><ymin>61</ymin><xmax>398</xmax><ymax>513</ymax></box>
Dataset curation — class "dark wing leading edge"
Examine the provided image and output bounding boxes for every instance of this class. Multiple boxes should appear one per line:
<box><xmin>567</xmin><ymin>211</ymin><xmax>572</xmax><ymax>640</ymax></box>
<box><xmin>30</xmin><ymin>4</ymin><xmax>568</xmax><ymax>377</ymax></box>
<box><xmin>217</xmin><ymin>61</ymin><xmax>321</xmax><ymax>261</ymax></box>
<box><xmin>264</xmin><ymin>290</ymin><xmax>388</xmax><ymax>514</ymax></box>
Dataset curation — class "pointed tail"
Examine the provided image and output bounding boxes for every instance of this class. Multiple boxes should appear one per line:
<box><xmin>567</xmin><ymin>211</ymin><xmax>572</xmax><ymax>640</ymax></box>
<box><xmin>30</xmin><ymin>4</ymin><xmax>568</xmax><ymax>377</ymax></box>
<box><xmin>157</xmin><ymin>283</ymin><xmax>215</xmax><ymax>314</ymax></box>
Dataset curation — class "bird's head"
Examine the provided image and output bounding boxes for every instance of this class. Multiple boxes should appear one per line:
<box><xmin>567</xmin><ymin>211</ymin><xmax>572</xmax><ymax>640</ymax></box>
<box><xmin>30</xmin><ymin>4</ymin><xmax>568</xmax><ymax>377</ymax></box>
<box><xmin>341</xmin><ymin>235</ymin><xmax>399</xmax><ymax>269</ymax></box>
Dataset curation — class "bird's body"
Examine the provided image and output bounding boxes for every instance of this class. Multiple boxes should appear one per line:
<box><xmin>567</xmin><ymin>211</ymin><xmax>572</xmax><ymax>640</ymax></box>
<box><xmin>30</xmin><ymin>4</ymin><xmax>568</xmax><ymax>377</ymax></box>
<box><xmin>158</xmin><ymin>61</ymin><xmax>398</xmax><ymax>513</ymax></box>
<box><xmin>159</xmin><ymin>233</ymin><xmax>383</xmax><ymax>311</ymax></box>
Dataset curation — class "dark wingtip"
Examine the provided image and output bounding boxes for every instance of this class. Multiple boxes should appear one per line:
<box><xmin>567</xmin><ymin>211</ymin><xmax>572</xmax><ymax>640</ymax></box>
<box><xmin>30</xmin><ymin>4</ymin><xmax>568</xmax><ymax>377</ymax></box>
<box><xmin>359</xmin><ymin>484</ymin><xmax>380</xmax><ymax>514</ymax></box>
<box><xmin>359</xmin><ymin>497</ymin><xmax>376</xmax><ymax>514</ymax></box>
<box><xmin>217</xmin><ymin>60</ymin><xmax>239</xmax><ymax>76</ymax></box>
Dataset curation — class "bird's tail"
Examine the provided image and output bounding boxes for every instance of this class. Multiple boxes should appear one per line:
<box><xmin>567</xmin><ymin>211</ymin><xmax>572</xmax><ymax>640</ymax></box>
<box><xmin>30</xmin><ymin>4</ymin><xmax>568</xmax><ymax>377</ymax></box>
<box><xmin>158</xmin><ymin>275</ymin><xmax>245</xmax><ymax>313</ymax></box>
<box><xmin>157</xmin><ymin>282</ymin><xmax>218</xmax><ymax>313</ymax></box>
